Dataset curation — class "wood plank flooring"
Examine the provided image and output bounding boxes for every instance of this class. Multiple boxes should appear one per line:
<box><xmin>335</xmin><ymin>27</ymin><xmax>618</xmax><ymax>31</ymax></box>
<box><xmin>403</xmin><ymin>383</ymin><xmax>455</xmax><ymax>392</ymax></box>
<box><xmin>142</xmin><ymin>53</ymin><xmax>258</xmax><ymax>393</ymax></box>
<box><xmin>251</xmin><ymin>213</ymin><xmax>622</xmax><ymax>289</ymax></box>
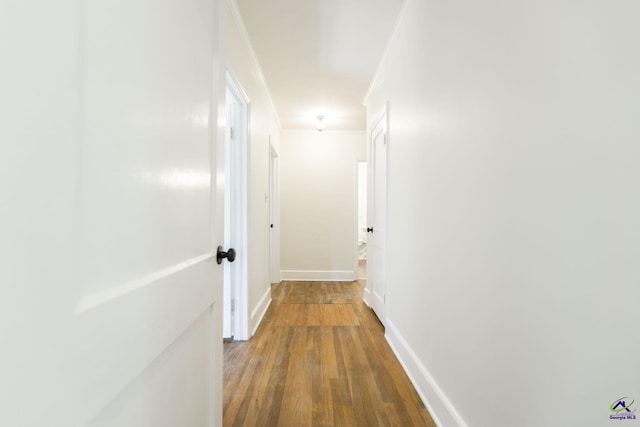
<box><xmin>223</xmin><ymin>281</ymin><xmax>437</xmax><ymax>427</ymax></box>
<box><xmin>273</xmin><ymin>304</ymin><xmax>359</xmax><ymax>327</ymax></box>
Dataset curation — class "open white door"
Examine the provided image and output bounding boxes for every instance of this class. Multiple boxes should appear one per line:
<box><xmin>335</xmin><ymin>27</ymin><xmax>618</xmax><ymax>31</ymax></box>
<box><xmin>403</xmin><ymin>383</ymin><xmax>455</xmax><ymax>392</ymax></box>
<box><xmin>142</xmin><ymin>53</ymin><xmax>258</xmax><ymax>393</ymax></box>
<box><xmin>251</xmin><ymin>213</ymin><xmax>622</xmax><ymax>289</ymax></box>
<box><xmin>0</xmin><ymin>1</ymin><xmax>225</xmax><ymax>425</ymax></box>
<box><xmin>367</xmin><ymin>109</ymin><xmax>388</xmax><ymax>326</ymax></box>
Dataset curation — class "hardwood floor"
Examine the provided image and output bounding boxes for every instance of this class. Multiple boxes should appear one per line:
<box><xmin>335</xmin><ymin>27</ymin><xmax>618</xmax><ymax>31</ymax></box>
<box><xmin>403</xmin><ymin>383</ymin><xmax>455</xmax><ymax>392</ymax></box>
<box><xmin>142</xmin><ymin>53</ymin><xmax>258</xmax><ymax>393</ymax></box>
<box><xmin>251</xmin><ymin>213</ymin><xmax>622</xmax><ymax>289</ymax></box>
<box><xmin>223</xmin><ymin>281</ymin><xmax>437</xmax><ymax>427</ymax></box>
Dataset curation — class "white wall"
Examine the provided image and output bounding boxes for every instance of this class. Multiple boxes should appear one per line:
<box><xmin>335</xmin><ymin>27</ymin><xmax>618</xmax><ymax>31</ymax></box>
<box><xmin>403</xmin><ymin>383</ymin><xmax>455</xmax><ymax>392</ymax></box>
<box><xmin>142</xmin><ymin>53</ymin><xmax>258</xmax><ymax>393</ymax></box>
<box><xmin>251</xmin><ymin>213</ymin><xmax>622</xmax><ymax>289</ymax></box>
<box><xmin>280</xmin><ymin>130</ymin><xmax>366</xmax><ymax>281</ymax></box>
<box><xmin>226</xmin><ymin>0</ymin><xmax>281</xmax><ymax>335</ymax></box>
<box><xmin>365</xmin><ymin>1</ymin><xmax>640</xmax><ymax>426</ymax></box>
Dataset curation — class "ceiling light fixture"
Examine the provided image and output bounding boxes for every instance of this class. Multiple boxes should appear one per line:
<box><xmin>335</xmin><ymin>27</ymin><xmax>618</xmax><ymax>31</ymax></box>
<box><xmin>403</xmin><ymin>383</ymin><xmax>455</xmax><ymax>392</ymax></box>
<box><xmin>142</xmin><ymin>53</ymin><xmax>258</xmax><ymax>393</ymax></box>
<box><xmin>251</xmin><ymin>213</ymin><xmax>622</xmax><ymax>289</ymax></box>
<box><xmin>314</xmin><ymin>115</ymin><xmax>327</xmax><ymax>132</ymax></box>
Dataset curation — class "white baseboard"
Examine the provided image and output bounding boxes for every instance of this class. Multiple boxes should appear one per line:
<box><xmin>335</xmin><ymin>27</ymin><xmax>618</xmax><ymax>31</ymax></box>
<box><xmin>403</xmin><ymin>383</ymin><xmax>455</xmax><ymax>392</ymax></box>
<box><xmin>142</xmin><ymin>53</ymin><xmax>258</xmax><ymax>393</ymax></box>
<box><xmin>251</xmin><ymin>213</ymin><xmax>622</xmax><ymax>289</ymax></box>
<box><xmin>363</xmin><ymin>286</ymin><xmax>371</xmax><ymax>307</ymax></box>
<box><xmin>280</xmin><ymin>270</ymin><xmax>357</xmax><ymax>282</ymax></box>
<box><xmin>385</xmin><ymin>320</ymin><xmax>469</xmax><ymax>427</ymax></box>
<box><xmin>250</xmin><ymin>287</ymin><xmax>271</xmax><ymax>337</ymax></box>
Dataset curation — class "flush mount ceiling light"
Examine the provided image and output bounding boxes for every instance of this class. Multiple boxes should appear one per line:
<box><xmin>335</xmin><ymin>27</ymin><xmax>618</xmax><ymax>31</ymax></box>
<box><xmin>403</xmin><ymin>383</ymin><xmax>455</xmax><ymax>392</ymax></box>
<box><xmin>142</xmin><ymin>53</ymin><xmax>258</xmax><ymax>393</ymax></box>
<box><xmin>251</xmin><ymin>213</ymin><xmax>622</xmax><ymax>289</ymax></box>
<box><xmin>314</xmin><ymin>115</ymin><xmax>327</xmax><ymax>132</ymax></box>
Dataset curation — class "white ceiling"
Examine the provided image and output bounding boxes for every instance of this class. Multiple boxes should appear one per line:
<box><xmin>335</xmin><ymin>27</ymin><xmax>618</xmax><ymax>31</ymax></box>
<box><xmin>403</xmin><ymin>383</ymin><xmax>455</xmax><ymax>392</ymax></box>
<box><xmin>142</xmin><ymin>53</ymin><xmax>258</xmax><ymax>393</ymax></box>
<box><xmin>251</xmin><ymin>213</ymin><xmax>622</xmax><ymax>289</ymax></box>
<box><xmin>234</xmin><ymin>0</ymin><xmax>405</xmax><ymax>131</ymax></box>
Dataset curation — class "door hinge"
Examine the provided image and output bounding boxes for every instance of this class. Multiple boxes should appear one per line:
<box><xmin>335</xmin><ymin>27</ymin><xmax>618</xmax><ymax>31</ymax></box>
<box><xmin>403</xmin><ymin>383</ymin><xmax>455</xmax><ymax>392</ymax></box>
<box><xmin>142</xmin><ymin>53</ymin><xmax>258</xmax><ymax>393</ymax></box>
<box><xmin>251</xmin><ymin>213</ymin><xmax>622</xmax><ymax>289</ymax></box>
<box><xmin>231</xmin><ymin>299</ymin><xmax>235</xmax><ymax>312</ymax></box>
<box><xmin>230</xmin><ymin>127</ymin><xmax>234</xmax><ymax>139</ymax></box>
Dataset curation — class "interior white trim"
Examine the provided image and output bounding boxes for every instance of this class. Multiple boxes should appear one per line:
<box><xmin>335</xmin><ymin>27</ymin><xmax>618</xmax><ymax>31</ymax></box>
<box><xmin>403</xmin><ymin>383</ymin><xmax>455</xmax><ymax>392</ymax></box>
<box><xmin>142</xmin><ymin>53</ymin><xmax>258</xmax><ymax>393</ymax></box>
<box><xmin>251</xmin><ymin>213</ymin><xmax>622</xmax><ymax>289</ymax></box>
<box><xmin>362</xmin><ymin>0</ymin><xmax>411</xmax><ymax>106</ymax></box>
<box><xmin>225</xmin><ymin>70</ymin><xmax>251</xmax><ymax>341</ymax></box>
<box><xmin>280</xmin><ymin>270</ymin><xmax>357</xmax><ymax>282</ymax></box>
<box><xmin>282</xmin><ymin>129</ymin><xmax>366</xmax><ymax>136</ymax></box>
<box><xmin>353</xmin><ymin>160</ymin><xmax>361</xmax><ymax>278</ymax></box>
<box><xmin>227</xmin><ymin>0</ymin><xmax>282</xmax><ymax>129</ymax></box>
<box><xmin>226</xmin><ymin>66</ymin><xmax>251</xmax><ymax>105</ymax></box>
<box><xmin>385</xmin><ymin>320</ymin><xmax>470</xmax><ymax>427</ymax></box>
<box><xmin>250</xmin><ymin>288</ymin><xmax>272</xmax><ymax>337</ymax></box>
<box><xmin>362</xmin><ymin>286</ymin><xmax>371</xmax><ymax>307</ymax></box>
<box><xmin>269</xmin><ymin>142</ymin><xmax>282</xmax><ymax>285</ymax></box>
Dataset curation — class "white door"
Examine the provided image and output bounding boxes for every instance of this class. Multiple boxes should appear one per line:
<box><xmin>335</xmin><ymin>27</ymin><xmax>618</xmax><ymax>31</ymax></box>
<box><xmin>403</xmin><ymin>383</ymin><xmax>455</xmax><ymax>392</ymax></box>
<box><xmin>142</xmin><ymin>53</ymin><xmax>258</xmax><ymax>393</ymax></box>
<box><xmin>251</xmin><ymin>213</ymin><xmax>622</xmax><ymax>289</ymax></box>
<box><xmin>0</xmin><ymin>1</ymin><xmax>224</xmax><ymax>426</ymax></box>
<box><xmin>368</xmin><ymin>111</ymin><xmax>388</xmax><ymax>326</ymax></box>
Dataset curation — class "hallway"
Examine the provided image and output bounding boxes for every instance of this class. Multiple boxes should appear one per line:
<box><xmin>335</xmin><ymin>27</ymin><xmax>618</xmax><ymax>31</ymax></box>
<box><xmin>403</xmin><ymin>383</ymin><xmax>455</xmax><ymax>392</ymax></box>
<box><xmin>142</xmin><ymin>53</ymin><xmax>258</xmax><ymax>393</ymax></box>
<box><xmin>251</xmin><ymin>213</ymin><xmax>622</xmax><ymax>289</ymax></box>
<box><xmin>223</xmin><ymin>281</ymin><xmax>436</xmax><ymax>426</ymax></box>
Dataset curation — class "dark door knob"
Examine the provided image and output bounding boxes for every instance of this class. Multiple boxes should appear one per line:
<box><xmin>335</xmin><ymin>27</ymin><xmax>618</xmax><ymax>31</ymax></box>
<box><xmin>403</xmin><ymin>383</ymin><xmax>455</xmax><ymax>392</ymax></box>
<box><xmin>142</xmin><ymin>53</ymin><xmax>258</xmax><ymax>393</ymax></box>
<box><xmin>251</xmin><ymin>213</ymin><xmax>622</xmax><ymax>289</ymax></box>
<box><xmin>216</xmin><ymin>246</ymin><xmax>236</xmax><ymax>264</ymax></box>
<box><xmin>367</xmin><ymin>227</ymin><xmax>373</xmax><ymax>233</ymax></box>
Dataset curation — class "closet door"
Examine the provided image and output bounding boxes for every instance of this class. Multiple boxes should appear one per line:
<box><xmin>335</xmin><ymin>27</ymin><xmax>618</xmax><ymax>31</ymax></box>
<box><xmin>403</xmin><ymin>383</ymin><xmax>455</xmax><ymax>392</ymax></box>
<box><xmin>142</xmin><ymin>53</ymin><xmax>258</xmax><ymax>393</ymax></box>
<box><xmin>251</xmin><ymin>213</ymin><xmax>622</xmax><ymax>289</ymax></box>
<box><xmin>368</xmin><ymin>109</ymin><xmax>388</xmax><ymax>326</ymax></box>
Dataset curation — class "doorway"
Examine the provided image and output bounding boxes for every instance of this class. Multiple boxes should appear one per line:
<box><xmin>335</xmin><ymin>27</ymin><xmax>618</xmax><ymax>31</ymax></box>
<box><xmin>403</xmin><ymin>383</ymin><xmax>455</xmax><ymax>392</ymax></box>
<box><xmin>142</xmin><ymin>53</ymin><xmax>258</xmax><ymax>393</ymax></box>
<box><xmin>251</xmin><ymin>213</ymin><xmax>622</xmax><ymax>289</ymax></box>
<box><xmin>357</xmin><ymin>161</ymin><xmax>368</xmax><ymax>280</ymax></box>
<box><xmin>224</xmin><ymin>71</ymin><xmax>249</xmax><ymax>341</ymax></box>
<box><xmin>269</xmin><ymin>143</ymin><xmax>281</xmax><ymax>285</ymax></box>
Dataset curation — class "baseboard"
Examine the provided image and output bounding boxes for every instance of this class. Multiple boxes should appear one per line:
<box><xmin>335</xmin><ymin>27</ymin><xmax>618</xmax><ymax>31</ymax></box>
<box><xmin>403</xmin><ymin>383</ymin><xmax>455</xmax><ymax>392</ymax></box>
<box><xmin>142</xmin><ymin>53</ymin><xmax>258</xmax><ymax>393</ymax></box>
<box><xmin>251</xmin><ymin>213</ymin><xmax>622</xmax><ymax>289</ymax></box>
<box><xmin>363</xmin><ymin>286</ymin><xmax>371</xmax><ymax>307</ymax></box>
<box><xmin>385</xmin><ymin>320</ymin><xmax>469</xmax><ymax>427</ymax></box>
<box><xmin>280</xmin><ymin>270</ymin><xmax>357</xmax><ymax>282</ymax></box>
<box><xmin>250</xmin><ymin>287</ymin><xmax>271</xmax><ymax>337</ymax></box>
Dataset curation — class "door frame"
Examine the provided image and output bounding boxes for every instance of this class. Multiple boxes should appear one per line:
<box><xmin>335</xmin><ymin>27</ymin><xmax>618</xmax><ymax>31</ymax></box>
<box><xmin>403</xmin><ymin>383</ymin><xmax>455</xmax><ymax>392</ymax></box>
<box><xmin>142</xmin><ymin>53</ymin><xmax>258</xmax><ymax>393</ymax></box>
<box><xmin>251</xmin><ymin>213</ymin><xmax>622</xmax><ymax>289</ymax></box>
<box><xmin>366</xmin><ymin>103</ymin><xmax>389</xmax><ymax>325</ymax></box>
<box><xmin>355</xmin><ymin>160</ymin><xmax>368</xmax><ymax>281</ymax></box>
<box><xmin>224</xmin><ymin>69</ymin><xmax>250</xmax><ymax>341</ymax></box>
<box><xmin>269</xmin><ymin>142</ymin><xmax>281</xmax><ymax>285</ymax></box>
